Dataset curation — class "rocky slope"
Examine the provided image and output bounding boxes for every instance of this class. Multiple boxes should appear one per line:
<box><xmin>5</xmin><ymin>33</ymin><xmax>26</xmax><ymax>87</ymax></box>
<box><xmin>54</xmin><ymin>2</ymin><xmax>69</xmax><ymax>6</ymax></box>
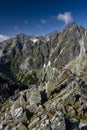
<box><xmin>0</xmin><ymin>22</ymin><xmax>87</xmax><ymax>129</ymax></box>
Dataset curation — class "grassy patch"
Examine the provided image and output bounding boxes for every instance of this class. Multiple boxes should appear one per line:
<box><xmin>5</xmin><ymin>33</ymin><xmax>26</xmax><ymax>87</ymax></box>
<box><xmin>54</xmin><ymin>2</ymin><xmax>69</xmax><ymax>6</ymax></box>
<box><xmin>0</xmin><ymin>101</ymin><xmax>13</xmax><ymax>118</ymax></box>
<box><xmin>17</xmin><ymin>70</ymin><xmax>39</xmax><ymax>86</ymax></box>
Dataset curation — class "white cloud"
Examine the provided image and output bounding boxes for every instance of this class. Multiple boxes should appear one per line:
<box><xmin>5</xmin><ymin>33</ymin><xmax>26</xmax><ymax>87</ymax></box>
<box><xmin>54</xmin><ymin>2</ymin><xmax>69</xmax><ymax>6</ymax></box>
<box><xmin>57</xmin><ymin>12</ymin><xmax>73</xmax><ymax>25</ymax></box>
<box><xmin>41</xmin><ymin>18</ymin><xmax>47</xmax><ymax>24</ymax></box>
<box><xmin>0</xmin><ymin>35</ymin><xmax>9</xmax><ymax>42</ymax></box>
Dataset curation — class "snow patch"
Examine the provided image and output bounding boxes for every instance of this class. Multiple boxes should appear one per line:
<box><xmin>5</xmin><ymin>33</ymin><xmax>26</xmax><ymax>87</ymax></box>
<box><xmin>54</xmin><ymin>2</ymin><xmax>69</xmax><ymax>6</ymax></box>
<box><xmin>49</xmin><ymin>48</ymin><xmax>54</xmax><ymax>57</ymax></box>
<box><xmin>45</xmin><ymin>36</ymin><xmax>50</xmax><ymax>42</ymax></box>
<box><xmin>54</xmin><ymin>58</ymin><xmax>58</xmax><ymax>62</ymax></box>
<box><xmin>44</xmin><ymin>64</ymin><xmax>46</xmax><ymax>68</ymax></box>
<box><xmin>30</xmin><ymin>38</ymin><xmax>38</xmax><ymax>43</ymax></box>
<box><xmin>47</xmin><ymin>61</ymin><xmax>51</xmax><ymax>67</ymax></box>
<box><xmin>20</xmin><ymin>57</ymin><xmax>29</xmax><ymax>71</ymax></box>
<box><xmin>85</xmin><ymin>30</ymin><xmax>87</xmax><ymax>36</ymax></box>
<box><xmin>54</xmin><ymin>47</ymin><xmax>66</xmax><ymax>63</ymax></box>
<box><xmin>60</xmin><ymin>47</ymin><xmax>66</xmax><ymax>54</ymax></box>
<box><xmin>76</xmin><ymin>35</ymin><xmax>86</xmax><ymax>73</ymax></box>
<box><xmin>0</xmin><ymin>50</ymin><xmax>3</xmax><ymax>57</ymax></box>
<box><xmin>79</xmin><ymin>35</ymin><xmax>85</xmax><ymax>58</ymax></box>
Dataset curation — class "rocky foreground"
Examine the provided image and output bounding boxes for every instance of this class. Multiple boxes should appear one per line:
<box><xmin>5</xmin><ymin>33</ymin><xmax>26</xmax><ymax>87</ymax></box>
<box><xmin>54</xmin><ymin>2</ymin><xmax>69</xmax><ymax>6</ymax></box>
<box><xmin>0</xmin><ymin>68</ymin><xmax>87</xmax><ymax>130</ymax></box>
<box><xmin>0</xmin><ymin>22</ymin><xmax>87</xmax><ymax>129</ymax></box>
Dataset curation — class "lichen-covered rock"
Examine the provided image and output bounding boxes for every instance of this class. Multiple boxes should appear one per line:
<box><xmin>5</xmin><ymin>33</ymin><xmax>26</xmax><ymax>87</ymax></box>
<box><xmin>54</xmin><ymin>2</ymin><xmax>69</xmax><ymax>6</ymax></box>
<box><xmin>40</xmin><ymin>119</ymin><xmax>51</xmax><ymax>130</ymax></box>
<box><xmin>19</xmin><ymin>95</ymin><xmax>26</xmax><ymax>106</ymax></box>
<box><xmin>40</xmin><ymin>125</ymin><xmax>52</xmax><ymax>130</ymax></box>
<box><xmin>10</xmin><ymin>99</ymin><xmax>20</xmax><ymax>117</ymax></box>
<box><xmin>64</xmin><ymin>93</ymin><xmax>76</xmax><ymax>105</ymax></box>
<box><xmin>79</xmin><ymin>119</ymin><xmax>87</xmax><ymax>129</ymax></box>
<box><xmin>0</xmin><ymin>124</ymin><xmax>3</xmax><ymax>130</ymax></box>
<box><xmin>15</xmin><ymin>112</ymin><xmax>28</xmax><ymax>124</ymax></box>
<box><xmin>17</xmin><ymin>122</ymin><xmax>28</xmax><ymax>130</ymax></box>
<box><xmin>11</xmin><ymin>127</ymin><xmax>17</xmax><ymax>130</ymax></box>
<box><xmin>51</xmin><ymin>112</ymin><xmax>66</xmax><ymax>130</ymax></box>
<box><xmin>13</xmin><ymin>107</ymin><xmax>23</xmax><ymax>118</ymax></box>
<box><xmin>4</xmin><ymin>125</ymin><xmax>11</xmax><ymax>130</ymax></box>
<box><xmin>5</xmin><ymin>111</ymin><xmax>12</xmax><ymax>120</ymax></box>
<box><xmin>28</xmin><ymin>117</ymin><xmax>40</xmax><ymax>129</ymax></box>
<box><xmin>67</xmin><ymin>106</ymin><xmax>76</xmax><ymax>117</ymax></box>
<box><xmin>29</xmin><ymin>87</ymin><xmax>41</xmax><ymax>105</ymax></box>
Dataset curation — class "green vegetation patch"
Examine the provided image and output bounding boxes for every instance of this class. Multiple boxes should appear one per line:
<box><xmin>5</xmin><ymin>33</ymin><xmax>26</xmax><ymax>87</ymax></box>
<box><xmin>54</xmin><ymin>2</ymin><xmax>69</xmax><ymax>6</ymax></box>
<box><xmin>17</xmin><ymin>70</ymin><xmax>39</xmax><ymax>86</ymax></box>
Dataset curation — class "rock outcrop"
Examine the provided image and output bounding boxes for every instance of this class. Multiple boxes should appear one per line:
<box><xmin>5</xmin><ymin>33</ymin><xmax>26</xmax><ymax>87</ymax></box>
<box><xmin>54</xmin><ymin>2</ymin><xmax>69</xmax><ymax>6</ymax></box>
<box><xmin>0</xmin><ymin>69</ymin><xmax>87</xmax><ymax>129</ymax></box>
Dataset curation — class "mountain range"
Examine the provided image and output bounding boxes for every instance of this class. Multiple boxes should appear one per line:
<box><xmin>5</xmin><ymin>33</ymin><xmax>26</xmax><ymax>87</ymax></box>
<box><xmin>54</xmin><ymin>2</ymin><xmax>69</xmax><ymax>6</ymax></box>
<box><xmin>0</xmin><ymin>22</ymin><xmax>87</xmax><ymax>130</ymax></box>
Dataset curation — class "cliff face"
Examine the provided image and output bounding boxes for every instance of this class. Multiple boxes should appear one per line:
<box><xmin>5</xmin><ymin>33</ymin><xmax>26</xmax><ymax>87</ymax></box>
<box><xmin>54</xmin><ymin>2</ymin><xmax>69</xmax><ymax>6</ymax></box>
<box><xmin>0</xmin><ymin>23</ymin><xmax>87</xmax><ymax>130</ymax></box>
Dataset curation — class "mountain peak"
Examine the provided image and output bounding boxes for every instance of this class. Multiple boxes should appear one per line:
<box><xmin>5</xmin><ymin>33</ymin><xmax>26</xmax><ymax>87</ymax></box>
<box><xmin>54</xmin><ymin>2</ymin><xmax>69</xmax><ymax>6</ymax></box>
<box><xmin>16</xmin><ymin>33</ymin><xmax>28</xmax><ymax>38</ymax></box>
<box><xmin>69</xmin><ymin>22</ymin><xmax>77</xmax><ymax>26</ymax></box>
<box><xmin>66</xmin><ymin>22</ymin><xmax>78</xmax><ymax>30</ymax></box>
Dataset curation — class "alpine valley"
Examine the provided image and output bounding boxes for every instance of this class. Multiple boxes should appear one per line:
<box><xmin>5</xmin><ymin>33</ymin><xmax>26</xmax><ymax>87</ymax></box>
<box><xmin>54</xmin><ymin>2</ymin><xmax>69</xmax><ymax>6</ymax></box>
<box><xmin>0</xmin><ymin>22</ymin><xmax>87</xmax><ymax>130</ymax></box>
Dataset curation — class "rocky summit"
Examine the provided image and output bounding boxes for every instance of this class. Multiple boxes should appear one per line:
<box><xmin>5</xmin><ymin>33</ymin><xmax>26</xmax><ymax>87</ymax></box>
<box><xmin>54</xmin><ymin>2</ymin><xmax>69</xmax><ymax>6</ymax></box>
<box><xmin>0</xmin><ymin>22</ymin><xmax>87</xmax><ymax>130</ymax></box>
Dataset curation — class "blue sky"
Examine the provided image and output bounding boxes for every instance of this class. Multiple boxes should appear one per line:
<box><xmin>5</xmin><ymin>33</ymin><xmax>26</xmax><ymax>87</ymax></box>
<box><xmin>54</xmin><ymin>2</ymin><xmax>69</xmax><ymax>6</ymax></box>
<box><xmin>0</xmin><ymin>0</ymin><xmax>87</xmax><ymax>40</ymax></box>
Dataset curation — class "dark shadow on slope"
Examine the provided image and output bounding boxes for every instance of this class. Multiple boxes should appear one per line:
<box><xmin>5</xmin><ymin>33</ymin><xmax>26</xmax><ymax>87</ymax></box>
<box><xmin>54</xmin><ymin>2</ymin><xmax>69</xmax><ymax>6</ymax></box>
<box><xmin>65</xmin><ymin>118</ymin><xmax>80</xmax><ymax>130</ymax></box>
<box><xmin>51</xmin><ymin>84</ymin><xmax>66</xmax><ymax>95</ymax></box>
<box><xmin>40</xmin><ymin>89</ymin><xmax>48</xmax><ymax>104</ymax></box>
<box><xmin>81</xmin><ymin>126</ymin><xmax>87</xmax><ymax>130</ymax></box>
